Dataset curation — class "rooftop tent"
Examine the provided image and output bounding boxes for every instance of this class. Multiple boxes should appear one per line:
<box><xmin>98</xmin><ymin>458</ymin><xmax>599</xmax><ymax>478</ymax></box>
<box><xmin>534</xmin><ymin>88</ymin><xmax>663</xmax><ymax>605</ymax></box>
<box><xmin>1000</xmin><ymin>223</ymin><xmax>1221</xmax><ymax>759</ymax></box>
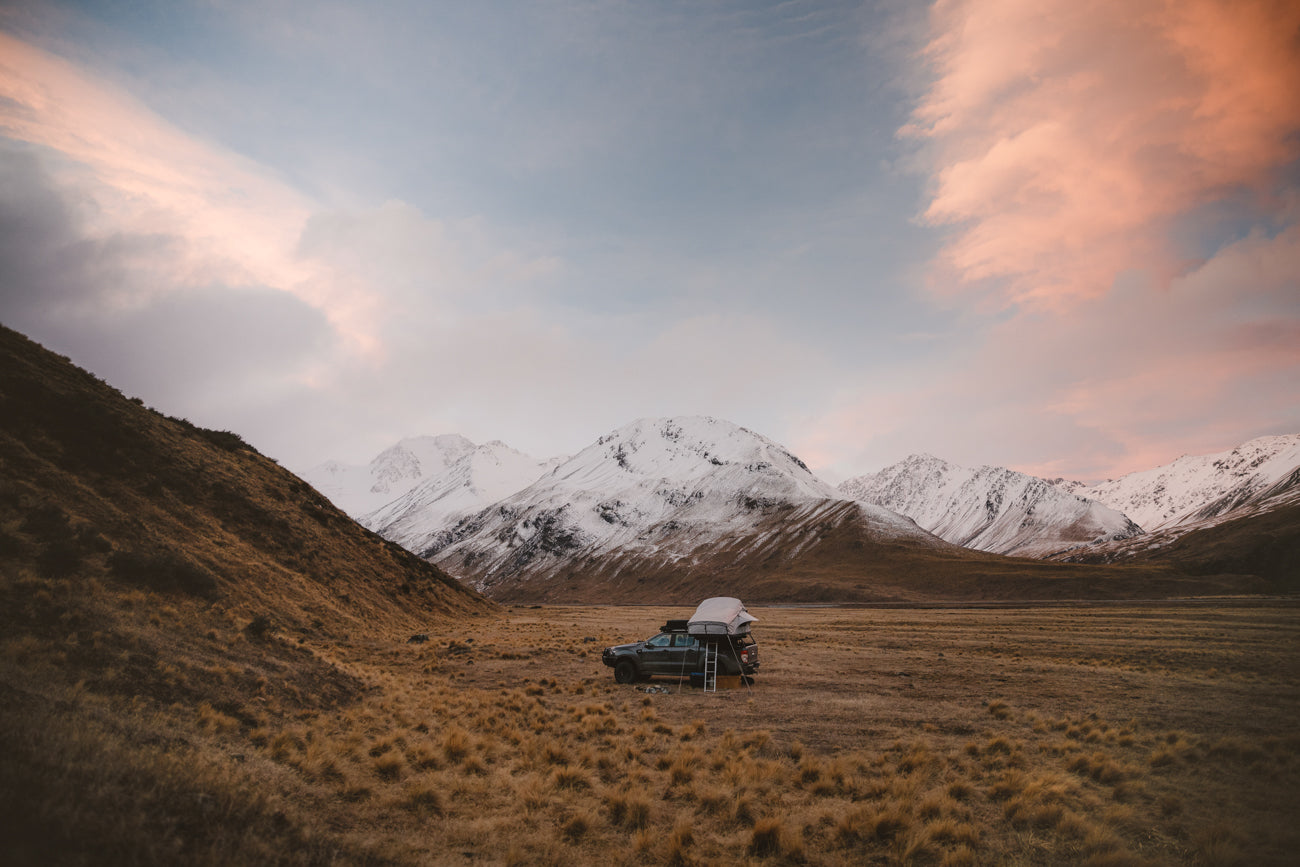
<box><xmin>687</xmin><ymin>596</ymin><xmax>757</xmax><ymax>636</ymax></box>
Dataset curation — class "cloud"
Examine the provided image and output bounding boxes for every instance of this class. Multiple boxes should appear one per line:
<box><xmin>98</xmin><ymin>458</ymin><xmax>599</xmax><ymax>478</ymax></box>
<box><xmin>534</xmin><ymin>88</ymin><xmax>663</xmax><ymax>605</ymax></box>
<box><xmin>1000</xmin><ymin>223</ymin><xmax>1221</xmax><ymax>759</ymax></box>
<box><xmin>0</xmin><ymin>31</ymin><xmax>580</xmax><ymax>456</ymax></box>
<box><xmin>802</xmin><ymin>221</ymin><xmax>1300</xmax><ymax>482</ymax></box>
<box><xmin>907</xmin><ymin>0</ymin><xmax>1300</xmax><ymax>308</ymax></box>
<box><xmin>0</xmin><ymin>31</ymin><xmax>312</xmax><ymax>292</ymax></box>
<box><xmin>785</xmin><ymin>0</ymin><xmax>1300</xmax><ymax>482</ymax></box>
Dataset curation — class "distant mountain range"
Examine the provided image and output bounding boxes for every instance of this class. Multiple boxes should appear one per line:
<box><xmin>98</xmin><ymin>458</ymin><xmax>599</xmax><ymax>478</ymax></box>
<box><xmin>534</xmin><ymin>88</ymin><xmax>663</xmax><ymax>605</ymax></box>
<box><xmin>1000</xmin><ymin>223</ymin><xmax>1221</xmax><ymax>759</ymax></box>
<box><xmin>3</xmin><ymin>321</ymin><xmax>1288</xmax><ymax>606</ymax></box>
<box><xmin>304</xmin><ymin>434</ymin><xmax>482</xmax><ymax>516</ymax></box>
<box><xmin>837</xmin><ymin>438</ymin><xmax>1299</xmax><ymax>573</ymax></box>
<box><xmin>422</xmin><ymin>416</ymin><xmax>944</xmax><ymax>598</ymax></box>
<box><xmin>362</xmin><ymin>441</ymin><xmax>564</xmax><ymax>553</ymax></box>
<box><xmin>1066</xmin><ymin>436</ymin><xmax>1300</xmax><ymax>531</ymax></box>
<box><xmin>837</xmin><ymin>455</ymin><xmax>1143</xmax><ymax>557</ymax></box>
<box><xmin>307</xmin><ymin>416</ymin><xmax>1297</xmax><ymax>601</ymax></box>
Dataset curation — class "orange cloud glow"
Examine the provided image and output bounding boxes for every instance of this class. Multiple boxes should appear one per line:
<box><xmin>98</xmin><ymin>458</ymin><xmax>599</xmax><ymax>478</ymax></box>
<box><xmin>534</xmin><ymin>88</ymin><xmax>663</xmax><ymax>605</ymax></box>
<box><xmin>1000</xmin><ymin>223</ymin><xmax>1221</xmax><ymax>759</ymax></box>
<box><xmin>907</xmin><ymin>0</ymin><xmax>1300</xmax><ymax>309</ymax></box>
<box><xmin>0</xmin><ymin>32</ymin><xmax>393</xmax><ymax>355</ymax></box>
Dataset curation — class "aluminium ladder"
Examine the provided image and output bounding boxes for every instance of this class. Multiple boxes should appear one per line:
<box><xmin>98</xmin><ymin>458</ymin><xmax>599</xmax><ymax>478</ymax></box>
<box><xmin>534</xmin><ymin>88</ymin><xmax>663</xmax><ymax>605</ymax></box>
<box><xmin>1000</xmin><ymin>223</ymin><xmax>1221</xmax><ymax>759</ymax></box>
<box><xmin>703</xmin><ymin>640</ymin><xmax>719</xmax><ymax>693</ymax></box>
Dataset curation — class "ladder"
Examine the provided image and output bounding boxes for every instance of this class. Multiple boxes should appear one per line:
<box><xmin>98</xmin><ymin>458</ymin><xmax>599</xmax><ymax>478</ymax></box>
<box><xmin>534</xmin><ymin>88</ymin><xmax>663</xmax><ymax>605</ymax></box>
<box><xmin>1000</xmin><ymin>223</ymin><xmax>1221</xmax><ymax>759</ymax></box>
<box><xmin>703</xmin><ymin>640</ymin><xmax>719</xmax><ymax>693</ymax></box>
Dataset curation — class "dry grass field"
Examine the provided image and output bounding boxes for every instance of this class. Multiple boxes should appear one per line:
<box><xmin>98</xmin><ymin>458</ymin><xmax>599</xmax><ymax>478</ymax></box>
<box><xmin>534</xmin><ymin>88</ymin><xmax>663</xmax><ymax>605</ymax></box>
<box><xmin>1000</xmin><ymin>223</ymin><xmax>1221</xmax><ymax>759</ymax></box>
<box><xmin>5</xmin><ymin>599</ymin><xmax>1297</xmax><ymax>866</ymax></box>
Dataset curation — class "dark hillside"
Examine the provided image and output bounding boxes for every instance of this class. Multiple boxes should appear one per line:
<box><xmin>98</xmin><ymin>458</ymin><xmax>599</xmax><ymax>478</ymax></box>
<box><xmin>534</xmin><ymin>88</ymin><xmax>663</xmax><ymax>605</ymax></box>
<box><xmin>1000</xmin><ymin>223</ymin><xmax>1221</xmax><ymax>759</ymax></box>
<box><xmin>0</xmin><ymin>323</ymin><xmax>491</xmax><ymax>863</ymax></box>
<box><xmin>0</xmin><ymin>322</ymin><xmax>486</xmax><ymax>627</ymax></box>
<box><xmin>1055</xmin><ymin>501</ymin><xmax>1300</xmax><ymax>594</ymax></box>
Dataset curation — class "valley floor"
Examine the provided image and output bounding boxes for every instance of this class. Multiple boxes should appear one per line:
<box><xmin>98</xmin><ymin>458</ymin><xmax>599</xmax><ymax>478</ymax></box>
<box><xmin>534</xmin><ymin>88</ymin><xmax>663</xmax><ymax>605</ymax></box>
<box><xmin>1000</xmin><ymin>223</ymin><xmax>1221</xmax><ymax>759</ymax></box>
<box><xmin>5</xmin><ymin>602</ymin><xmax>1299</xmax><ymax>865</ymax></box>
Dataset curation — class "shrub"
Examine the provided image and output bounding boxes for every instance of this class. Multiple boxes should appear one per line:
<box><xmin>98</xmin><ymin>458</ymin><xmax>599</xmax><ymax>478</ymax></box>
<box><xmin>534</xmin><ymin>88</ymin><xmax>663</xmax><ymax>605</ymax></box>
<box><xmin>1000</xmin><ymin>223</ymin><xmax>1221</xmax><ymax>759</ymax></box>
<box><xmin>20</xmin><ymin>504</ymin><xmax>72</xmax><ymax>542</ymax></box>
<box><xmin>940</xmin><ymin>844</ymin><xmax>978</xmax><ymax>867</ymax></box>
<box><xmin>442</xmin><ymin>728</ymin><xmax>472</xmax><ymax>763</ymax></box>
<box><xmin>732</xmin><ymin>795</ymin><xmax>759</xmax><ymax>827</ymax></box>
<box><xmin>242</xmin><ymin>615</ymin><xmax>273</xmax><ymax>640</ymax></box>
<box><xmin>748</xmin><ymin>816</ymin><xmax>787</xmax><ymax>857</ymax></box>
<box><xmin>400</xmin><ymin>784</ymin><xmax>443</xmax><ymax>816</ymax></box>
<box><xmin>37</xmin><ymin>543</ymin><xmax>83</xmax><ymax>579</ymax></box>
<box><xmin>551</xmin><ymin>768</ymin><xmax>591</xmax><ymax>791</ymax></box>
<box><xmin>666</xmin><ymin>818</ymin><xmax>695</xmax><ymax>867</ymax></box>
<box><xmin>373</xmin><ymin>752</ymin><xmax>404</xmax><ymax>781</ymax></box>
<box><xmin>606</xmin><ymin>791</ymin><xmax>652</xmax><ymax>829</ymax></box>
<box><xmin>561</xmin><ymin>810</ymin><xmax>593</xmax><ymax>841</ymax></box>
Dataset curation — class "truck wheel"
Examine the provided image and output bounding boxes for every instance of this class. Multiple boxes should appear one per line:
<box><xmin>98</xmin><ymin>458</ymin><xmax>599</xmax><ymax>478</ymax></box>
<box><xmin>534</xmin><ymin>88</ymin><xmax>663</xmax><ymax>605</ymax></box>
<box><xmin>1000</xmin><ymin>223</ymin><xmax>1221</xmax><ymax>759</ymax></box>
<box><xmin>614</xmin><ymin>660</ymin><xmax>637</xmax><ymax>684</ymax></box>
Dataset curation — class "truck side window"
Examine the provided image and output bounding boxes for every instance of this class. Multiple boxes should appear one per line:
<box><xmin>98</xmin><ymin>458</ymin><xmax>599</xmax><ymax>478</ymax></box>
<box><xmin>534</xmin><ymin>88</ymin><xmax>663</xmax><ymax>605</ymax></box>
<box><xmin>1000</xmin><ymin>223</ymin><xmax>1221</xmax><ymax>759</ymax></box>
<box><xmin>646</xmin><ymin>634</ymin><xmax>671</xmax><ymax>647</ymax></box>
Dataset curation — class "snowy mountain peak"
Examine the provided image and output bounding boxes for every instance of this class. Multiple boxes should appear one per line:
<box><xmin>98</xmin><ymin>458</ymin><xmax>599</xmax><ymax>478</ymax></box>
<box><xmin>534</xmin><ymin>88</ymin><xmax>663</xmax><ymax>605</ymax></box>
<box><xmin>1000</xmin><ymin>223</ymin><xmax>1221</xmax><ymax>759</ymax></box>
<box><xmin>423</xmin><ymin>416</ymin><xmax>934</xmax><ymax>593</ymax></box>
<box><xmin>839</xmin><ymin>454</ymin><xmax>1142</xmax><ymax>557</ymax></box>
<box><xmin>368</xmin><ymin>434</ymin><xmax>476</xmax><ymax>494</ymax></box>
<box><xmin>362</xmin><ymin>440</ymin><xmax>559</xmax><ymax>550</ymax></box>
<box><xmin>303</xmin><ymin>433</ymin><xmax>489</xmax><ymax>517</ymax></box>
<box><xmin>1078</xmin><ymin>434</ymin><xmax>1300</xmax><ymax>531</ymax></box>
<box><xmin>571</xmin><ymin>416</ymin><xmax>833</xmax><ymax>499</ymax></box>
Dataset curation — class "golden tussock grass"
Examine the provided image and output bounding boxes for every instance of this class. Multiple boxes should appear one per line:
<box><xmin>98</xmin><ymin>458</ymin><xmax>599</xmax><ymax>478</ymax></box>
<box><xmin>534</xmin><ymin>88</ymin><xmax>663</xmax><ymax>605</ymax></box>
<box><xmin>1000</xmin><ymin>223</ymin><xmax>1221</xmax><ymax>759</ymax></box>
<box><xmin>5</xmin><ymin>599</ymin><xmax>1300</xmax><ymax>865</ymax></box>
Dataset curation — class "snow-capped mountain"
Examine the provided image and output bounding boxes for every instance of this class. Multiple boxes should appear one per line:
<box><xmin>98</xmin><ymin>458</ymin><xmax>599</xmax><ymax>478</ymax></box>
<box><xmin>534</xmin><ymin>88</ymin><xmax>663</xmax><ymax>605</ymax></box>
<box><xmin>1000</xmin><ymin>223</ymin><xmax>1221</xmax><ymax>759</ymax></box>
<box><xmin>422</xmin><ymin>416</ymin><xmax>946</xmax><ymax>596</ymax></box>
<box><xmin>838</xmin><ymin>454</ymin><xmax>1143</xmax><ymax>557</ymax></box>
<box><xmin>1070</xmin><ymin>435</ymin><xmax>1300</xmax><ymax>531</ymax></box>
<box><xmin>301</xmin><ymin>434</ymin><xmax>477</xmax><ymax>517</ymax></box>
<box><xmin>362</xmin><ymin>441</ymin><xmax>562</xmax><ymax>551</ymax></box>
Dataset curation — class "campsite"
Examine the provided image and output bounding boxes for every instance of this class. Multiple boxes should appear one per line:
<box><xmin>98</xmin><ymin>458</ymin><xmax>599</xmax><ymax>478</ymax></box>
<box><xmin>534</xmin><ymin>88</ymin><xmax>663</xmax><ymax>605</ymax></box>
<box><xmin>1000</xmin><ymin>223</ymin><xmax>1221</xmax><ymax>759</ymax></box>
<box><xmin>362</xmin><ymin>601</ymin><xmax>1300</xmax><ymax>864</ymax></box>
<box><xmin>11</xmin><ymin>598</ymin><xmax>1295</xmax><ymax>865</ymax></box>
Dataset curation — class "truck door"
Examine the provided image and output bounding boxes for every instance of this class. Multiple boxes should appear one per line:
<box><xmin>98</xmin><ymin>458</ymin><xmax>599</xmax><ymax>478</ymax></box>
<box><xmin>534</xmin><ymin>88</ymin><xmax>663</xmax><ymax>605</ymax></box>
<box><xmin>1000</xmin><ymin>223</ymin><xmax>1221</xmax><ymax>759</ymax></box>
<box><xmin>638</xmin><ymin>633</ymin><xmax>673</xmax><ymax>675</ymax></box>
<box><xmin>668</xmin><ymin>633</ymin><xmax>700</xmax><ymax>673</ymax></box>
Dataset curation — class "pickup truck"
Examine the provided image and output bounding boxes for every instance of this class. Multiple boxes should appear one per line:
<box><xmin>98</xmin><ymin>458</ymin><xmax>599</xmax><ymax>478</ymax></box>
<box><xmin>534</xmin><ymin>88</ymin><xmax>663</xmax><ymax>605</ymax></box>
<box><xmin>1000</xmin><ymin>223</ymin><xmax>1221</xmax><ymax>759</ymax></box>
<box><xmin>601</xmin><ymin>620</ymin><xmax>758</xmax><ymax>684</ymax></box>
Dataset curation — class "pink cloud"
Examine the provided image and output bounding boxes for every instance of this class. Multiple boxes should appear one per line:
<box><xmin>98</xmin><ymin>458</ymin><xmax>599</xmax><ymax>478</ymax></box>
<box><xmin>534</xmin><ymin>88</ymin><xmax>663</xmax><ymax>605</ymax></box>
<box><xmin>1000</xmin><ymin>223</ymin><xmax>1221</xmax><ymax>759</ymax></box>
<box><xmin>0</xmin><ymin>32</ymin><xmax>400</xmax><ymax>356</ymax></box>
<box><xmin>794</xmin><ymin>0</ymin><xmax>1300</xmax><ymax>482</ymax></box>
<box><xmin>0</xmin><ymin>33</ymin><xmax>564</xmax><ymax>367</ymax></box>
<box><xmin>0</xmin><ymin>33</ymin><xmax>313</xmax><ymax>290</ymax></box>
<box><xmin>907</xmin><ymin>0</ymin><xmax>1300</xmax><ymax>309</ymax></box>
<box><xmin>807</xmin><ymin>222</ymin><xmax>1300</xmax><ymax>482</ymax></box>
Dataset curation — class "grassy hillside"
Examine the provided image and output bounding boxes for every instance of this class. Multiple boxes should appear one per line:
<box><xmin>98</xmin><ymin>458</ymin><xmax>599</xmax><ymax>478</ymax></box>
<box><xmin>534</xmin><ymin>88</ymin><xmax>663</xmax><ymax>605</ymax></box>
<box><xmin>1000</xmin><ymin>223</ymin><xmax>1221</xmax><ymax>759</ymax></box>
<box><xmin>0</xmin><ymin>323</ymin><xmax>492</xmax><ymax>862</ymax></box>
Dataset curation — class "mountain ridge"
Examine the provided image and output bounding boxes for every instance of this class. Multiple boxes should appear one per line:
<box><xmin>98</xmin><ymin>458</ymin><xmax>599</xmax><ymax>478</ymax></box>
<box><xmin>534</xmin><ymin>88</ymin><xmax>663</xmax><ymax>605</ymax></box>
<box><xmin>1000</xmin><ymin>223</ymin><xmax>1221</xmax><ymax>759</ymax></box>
<box><xmin>425</xmin><ymin>416</ymin><xmax>949</xmax><ymax>598</ymax></box>
<box><xmin>1068</xmin><ymin>435</ymin><xmax>1300</xmax><ymax>531</ymax></box>
<box><xmin>302</xmin><ymin>433</ymin><xmax>479</xmax><ymax>516</ymax></box>
<box><xmin>838</xmin><ymin>454</ymin><xmax>1143</xmax><ymax>557</ymax></box>
<box><xmin>362</xmin><ymin>440</ymin><xmax>563</xmax><ymax>552</ymax></box>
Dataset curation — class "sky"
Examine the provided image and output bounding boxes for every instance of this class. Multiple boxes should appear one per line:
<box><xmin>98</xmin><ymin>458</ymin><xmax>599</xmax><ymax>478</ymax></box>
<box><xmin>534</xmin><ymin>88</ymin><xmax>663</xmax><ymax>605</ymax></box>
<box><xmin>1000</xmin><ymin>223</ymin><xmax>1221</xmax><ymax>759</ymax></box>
<box><xmin>1</xmin><ymin>0</ymin><xmax>1297</xmax><ymax>484</ymax></box>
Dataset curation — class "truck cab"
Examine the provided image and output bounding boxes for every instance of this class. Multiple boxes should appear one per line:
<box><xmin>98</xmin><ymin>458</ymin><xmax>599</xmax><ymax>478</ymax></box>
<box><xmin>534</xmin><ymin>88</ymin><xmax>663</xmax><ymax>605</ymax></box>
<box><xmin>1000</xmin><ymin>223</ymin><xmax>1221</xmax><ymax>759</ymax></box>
<box><xmin>602</xmin><ymin>620</ymin><xmax>758</xmax><ymax>684</ymax></box>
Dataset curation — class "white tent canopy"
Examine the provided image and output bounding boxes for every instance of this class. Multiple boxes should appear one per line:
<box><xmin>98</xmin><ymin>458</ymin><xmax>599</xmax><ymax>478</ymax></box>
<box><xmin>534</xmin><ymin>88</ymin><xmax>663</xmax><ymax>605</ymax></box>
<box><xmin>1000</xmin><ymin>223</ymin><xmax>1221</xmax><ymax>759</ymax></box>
<box><xmin>687</xmin><ymin>596</ymin><xmax>757</xmax><ymax>636</ymax></box>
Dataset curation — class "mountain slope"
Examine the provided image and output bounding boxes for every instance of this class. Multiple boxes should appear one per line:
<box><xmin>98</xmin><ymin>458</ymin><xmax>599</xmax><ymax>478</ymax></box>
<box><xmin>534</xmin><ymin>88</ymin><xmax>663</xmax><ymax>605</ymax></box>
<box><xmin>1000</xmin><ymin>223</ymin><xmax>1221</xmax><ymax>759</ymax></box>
<box><xmin>0</xmin><ymin>323</ymin><xmax>495</xmax><ymax>865</ymax></box>
<box><xmin>302</xmin><ymin>433</ymin><xmax>477</xmax><ymax>516</ymax></box>
<box><xmin>362</xmin><ymin>440</ymin><xmax>560</xmax><ymax>551</ymax></box>
<box><xmin>839</xmin><ymin>454</ymin><xmax>1143</xmax><ymax>557</ymax></box>
<box><xmin>1050</xmin><ymin>465</ymin><xmax>1300</xmax><ymax>590</ymax></box>
<box><xmin>0</xmin><ymin>322</ymin><xmax>489</xmax><ymax>652</ymax></box>
<box><xmin>1074</xmin><ymin>435</ymin><xmax>1300</xmax><ymax>531</ymax></box>
<box><xmin>424</xmin><ymin>416</ymin><xmax>945</xmax><ymax>598</ymax></box>
<box><xmin>419</xmin><ymin>417</ymin><xmax>1226</xmax><ymax>603</ymax></box>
